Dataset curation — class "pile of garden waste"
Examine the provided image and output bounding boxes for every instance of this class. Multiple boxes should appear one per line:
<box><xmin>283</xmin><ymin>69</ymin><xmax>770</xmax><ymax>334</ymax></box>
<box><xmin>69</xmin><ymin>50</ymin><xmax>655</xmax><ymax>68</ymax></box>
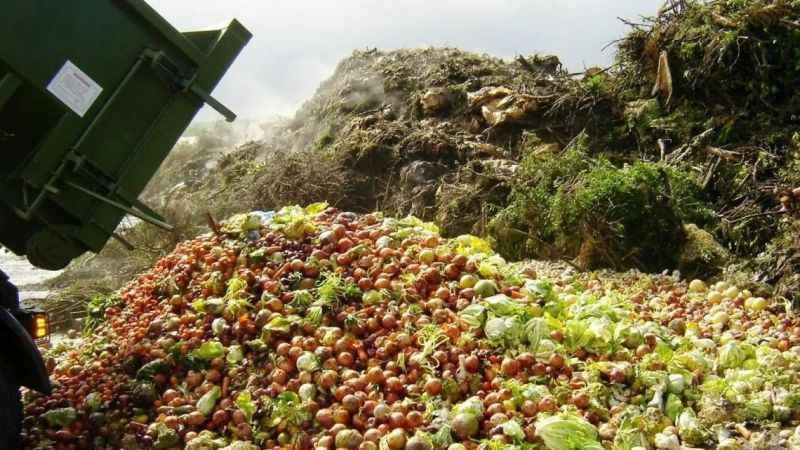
<box><xmin>22</xmin><ymin>206</ymin><xmax>800</xmax><ymax>450</ymax></box>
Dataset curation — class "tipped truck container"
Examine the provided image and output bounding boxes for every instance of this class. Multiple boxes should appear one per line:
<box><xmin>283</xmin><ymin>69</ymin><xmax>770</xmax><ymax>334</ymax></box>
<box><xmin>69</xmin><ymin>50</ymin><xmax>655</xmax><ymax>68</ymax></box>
<box><xmin>0</xmin><ymin>0</ymin><xmax>252</xmax><ymax>269</ymax></box>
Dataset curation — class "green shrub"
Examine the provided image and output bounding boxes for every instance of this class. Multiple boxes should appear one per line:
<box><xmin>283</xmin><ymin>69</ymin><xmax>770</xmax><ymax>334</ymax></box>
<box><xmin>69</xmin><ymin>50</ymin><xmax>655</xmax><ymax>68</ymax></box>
<box><xmin>489</xmin><ymin>143</ymin><xmax>715</xmax><ymax>271</ymax></box>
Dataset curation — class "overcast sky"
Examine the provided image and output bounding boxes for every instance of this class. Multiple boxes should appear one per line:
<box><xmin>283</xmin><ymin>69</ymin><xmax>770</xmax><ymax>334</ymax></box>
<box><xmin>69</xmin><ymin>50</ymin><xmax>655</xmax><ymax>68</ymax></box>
<box><xmin>149</xmin><ymin>0</ymin><xmax>664</xmax><ymax>122</ymax></box>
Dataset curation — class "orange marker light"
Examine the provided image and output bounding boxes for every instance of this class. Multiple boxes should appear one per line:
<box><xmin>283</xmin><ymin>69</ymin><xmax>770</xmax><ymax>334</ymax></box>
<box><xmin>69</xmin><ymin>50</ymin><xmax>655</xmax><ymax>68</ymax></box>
<box><xmin>24</xmin><ymin>311</ymin><xmax>50</xmax><ymax>340</ymax></box>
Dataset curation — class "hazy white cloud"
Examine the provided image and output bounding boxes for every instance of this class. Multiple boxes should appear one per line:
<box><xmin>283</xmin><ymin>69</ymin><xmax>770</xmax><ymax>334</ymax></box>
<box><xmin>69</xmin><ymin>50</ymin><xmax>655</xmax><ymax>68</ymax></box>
<box><xmin>148</xmin><ymin>0</ymin><xmax>663</xmax><ymax>121</ymax></box>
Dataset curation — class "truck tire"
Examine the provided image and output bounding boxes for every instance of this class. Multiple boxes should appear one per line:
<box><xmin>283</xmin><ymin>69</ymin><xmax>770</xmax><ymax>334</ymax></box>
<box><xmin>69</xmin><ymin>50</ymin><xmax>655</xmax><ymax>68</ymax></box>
<box><xmin>0</xmin><ymin>360</ymin><xmax>22</xmax><ymax>450</ymax></box>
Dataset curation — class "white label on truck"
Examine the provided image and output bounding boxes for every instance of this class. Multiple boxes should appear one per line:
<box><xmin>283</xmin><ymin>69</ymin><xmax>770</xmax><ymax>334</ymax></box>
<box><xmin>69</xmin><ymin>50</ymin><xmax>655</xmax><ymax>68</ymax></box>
<box><xmin>46</xmin><ymin>60</ymin><xmax>103</xmax><ymax>117</ymax></box>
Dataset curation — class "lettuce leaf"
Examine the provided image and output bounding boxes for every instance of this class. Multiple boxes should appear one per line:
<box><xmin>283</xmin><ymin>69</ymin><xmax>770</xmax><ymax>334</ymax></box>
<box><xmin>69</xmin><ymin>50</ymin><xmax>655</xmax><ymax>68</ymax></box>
<box><xmin>270</xmin><ymin>204</ymin><xmax>327</xmax><ymax>239</ymax></box>
<box><xmin>459</xmin><ymin>304</ymin><xmax>487</xmax><ymax>329</ymax></box>
<box><xmin>452</xmin><ymin>235</ymin><xmax>492</xmax><ymax>256</ymax></box>
<box><xmin>665</xmin><ymin>393</ymin><xmax>683</xmax><ymax>422</ymax></box>
<box><xmin>535</xmin><ymin>413</ymin><xmax>603</xmax><ymax>450</ymax></box>
<box><xmin>42</xmin><ymin>407</ymin><xmax>77</xmax><ymax>427</ymax></box>
<box><xmin>227</xmin><ymin>345</ymin><xmax>244</xmax><ymax>365</ymax></box>
<box><xmin>192</xmin><ymin>341</ymin><xmax>225</xmax><ymax>361</ymax></box>
<box><xmin>676</xmin><ymin>409</ymin><xmax>710</xmax><ymax>446</ymax></box>
<box><xmin>484</xmin><ymin>294</ymin><xmax>524</xmax><ymax>316</ymax></box>
<box><xmin>236</xmin><ymin>390</ymin><xmax>257</xmax><ymax>422</ymax></box>
<box><xmin>197</xmin><ymin>386</ymin><xmax>221</xmax><ymax>416</ymax></box>
<box><xmin>451</xmin><ymin>396</ymin><xmax>484</xmax><ymax>418</ymax></box>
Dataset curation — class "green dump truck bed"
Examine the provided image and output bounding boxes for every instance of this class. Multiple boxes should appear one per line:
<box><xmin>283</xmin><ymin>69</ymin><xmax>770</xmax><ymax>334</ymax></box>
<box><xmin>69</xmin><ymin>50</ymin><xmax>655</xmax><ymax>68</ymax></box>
<box><xmin>0</xmin><ymin>1</ymin><xmax>251</xmax><ymax>269</ymax></box>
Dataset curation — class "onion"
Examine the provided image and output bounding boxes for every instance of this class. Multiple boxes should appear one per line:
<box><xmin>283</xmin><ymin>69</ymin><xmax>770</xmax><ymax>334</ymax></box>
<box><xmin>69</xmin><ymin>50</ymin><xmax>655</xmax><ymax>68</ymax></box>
<box><xmin>404</xmin><ymin>435</ymin><xmax>432</xmax><ymax>450</ymax></box>
<box><xmin>500</xmin><ymin>358</ymin><xmax>520</xmax><ymax>377</ymax></box>
<box><xmin>548</xmin><ymin>354</ymin><xmax>564</xmax><ymax>369</ymax></box>
<box><xmin>424</xmin><ymin>378</ymin><xmax>443</xmax><ymax>396</ymax></box>
<box><xmin>342</xmin><ymin>394</ymin><xmax>361</xmax><ymax>414</ymax></box>
<box><xmin>360</xmin><ymin>442</ymin><xmax>378</xmax><ymax>450</ymax></box>
<box><xmin>464</xmin><ymin>355</ymin><xmax>480</xmax><ymax>373</ymax></box>
<box><xmin>418</xmin><ymin>250</ymin><xmax>435</xmax><ymax>265</ymax></box>
<box><xmin>688</xmin><ymin>279</ymin><xmax>707</xmax><ymax>293</ymax></box>
<box><xmin>335</xmin><ymin>429</ymin><xmax>364</xmax><ymax>450</ymax></box>
<box><xmin>384</xmin><ymin>429</ymin><xmax>406</xmax><ymax>450</ymax></box>
<box><xmin>373</xmin><ymin>403</ymin><xmax>390</xmax><ymax>422</ymax></box>
<box><xmin>706</xmin><ymin>291</ymin><xmax>723</xmax><ymax>303</ymax></box>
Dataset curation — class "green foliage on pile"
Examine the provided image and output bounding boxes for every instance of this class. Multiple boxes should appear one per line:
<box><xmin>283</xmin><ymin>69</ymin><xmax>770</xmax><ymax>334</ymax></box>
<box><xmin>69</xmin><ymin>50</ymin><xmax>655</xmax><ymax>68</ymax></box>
<box><xmin>490</xmin><ymin>136</ymin><xmax>714</xmax><ymax>271</ymax></box>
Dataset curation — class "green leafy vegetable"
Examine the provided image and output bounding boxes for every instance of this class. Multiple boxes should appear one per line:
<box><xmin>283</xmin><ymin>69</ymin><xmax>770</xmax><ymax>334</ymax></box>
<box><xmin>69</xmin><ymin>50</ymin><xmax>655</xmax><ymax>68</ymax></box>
<box><xmin>676</xmin><ymin>409</ymin><xmax>710</xmax><ymax>446</ymax></box>
<box><xmin>667</xmin><ymin>373</ymin><xmax>686</xmax><ymax>394</ymax></box>
<box><xmin>452</xmin><ymin>234</ymin><xmax>493</xmax><ymax>256</ymax></box>
<box><xmin>150</xmin><ymin>422</ymin><xmax>181</xmax><ymax>449</ymax></box>
<box><xmin>245</xmin><ymin>338</ymin><xmax>268</xmax><ymax>352</ymax></box>
<box><xmin>263</xmin><ymin>315</ymin><xmax>301</xmax><ymax>334</ymax></box>
<box><xmin>484</xmin><ymin>316</ymin><xmax>524</xmax><ymax>346</ymax></box>
<box><xmin>484</xmin><ymin>294</ymin><xmax>524</xmax><ymax>316</ymax></box>
<box><xmin>236</xmin><ymin>390</ymin><xmax>257</xmax><ymax>422</ymax></box>
<box><xmin>84</xmin><ymin>294</ymin><xmax>122</xmax><ymax>332</ymax></box>
<box><xmin>743</xmin><ymin>391</ymin><xmax>773</xmax><ymax>421</ymax></box>
<box><xmin>459</xmin><ymin>304</ymin><xmax>487</xmax><ymax>329</ymax></box>
<box><xmin>267</xmin><ymin>391</ymin><xmax>309</xmax><ymax>428</ymax></box>
<box><xmin>212</xmin><ymin>318</ymin><xmax>227</xmax><ymax>336</ymax></box>
<box><xmin>192</xmin><ymin>341</ymin><xmax>225</xmax><ymax>361</ymax></box>
<box><xmin>484</xmin><ymin>317</ymin><xmax>510</xmax><ymax>342</ymax></box>
<box><xmin>718</xmin><ymin>342</ymin><xmax>751</xmax><ymax>370</ymax></box>
<box><xmin>191</xmin><ymin>298</ymin><xmax>206</xmax><ymax>313</ymax></box>
<box><xmin>227</xmin><ymin>345</ymin><xmax>244</xmax><ymax>365</ymax></box>
<box><xmin>205</xmin><ymin>298</ymin><xmax>225</xmax><ymax>315</ymax></box>
<box><xmin>185</xmin><ymin>431</ymin><xmax>228</xmax><ymax>450</ymax></box>
<box><xmin>385</xmin><ymin>215</ymin><xmax>439</xmax><ymax>240</ymax></box>
<box><xmin>477</xmin><ymin>255</ymin><xmax>507</xmax><ymax>279</ymax></box>
<box><xmin>296</xmin><ymin>351</ymin><xmax>319</xmax><ymax>372</ymax></box>
<box><xmin>501</xmin><ymin>419</ymin><xmax>525</xmax><ymax>441</ymax></box>
<box><xmin>270</xmin><ymin>203</ymin><xmax>328</xmax><ymax>239</ymax></box>
<box><xmin>84</xmin><ymin>392</ymin><xmax>102</xmax><ymax>411</ymax></box>
<box><xmin>452</xmin><ymin>396</ymin><xmax>484</xmax><ymax>418</ymax></box>
<box><xmin>197</xmin><ymin>386</ymin><xmax>221</xmax><ymax>415</ymax></box>
<box><xmin>534</xmin><ymin>413</ymin><xmax>603</xmax><ymax>450</ymax></box>
<box><xmin>221</xmin><ymin>213</ymin><xmax>263</xmax><ymax>235</ymax></box>
<box><xmin>42</xmin><ymin>407</ymin><xmax>77</xmax><ymax>427</ymax></box>
<box><xmin>289</xmin><ymin>289</ymin><xmax>314</xmax><ymax>312</ymax></box>
<box><xmin>524</xmin><ymin>317</ymin><xmax>548</xmax><ymax>354</ymax></box>
<box><xmin>522</xmin><ymin>279</ymin><xmax>555</xmax><ymax>302</ymax></box>
<box><xmin>665</xmin><ymin>393</ymin><xmax>683</xmax><ymax>422</ymax></box>
<box><xmin>611</xmin><ymin>411</ymin><xmax>649</xmax><ymax>450</ymax></box>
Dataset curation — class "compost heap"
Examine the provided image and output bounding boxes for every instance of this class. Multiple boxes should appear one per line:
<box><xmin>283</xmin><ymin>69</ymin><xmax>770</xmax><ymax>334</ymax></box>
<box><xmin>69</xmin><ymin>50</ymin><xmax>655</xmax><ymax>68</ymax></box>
<box><xmin>23</xmin><ymin>205</ymin><xmax>800</xmax><ymax>450</ymax></box>
<box><xmin>147</xmin><ymin>0</ymin><xmax>800</xmax><ymax>295</ymax></box>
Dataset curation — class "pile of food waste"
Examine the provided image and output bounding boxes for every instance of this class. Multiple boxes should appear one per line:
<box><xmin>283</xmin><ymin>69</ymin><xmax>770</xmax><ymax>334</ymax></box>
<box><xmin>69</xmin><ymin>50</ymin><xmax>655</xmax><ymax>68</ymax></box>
<box><xmin>22</xmin><ymin>205</ymin><xmax>800</xmax><ymax>449</ymax></box>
